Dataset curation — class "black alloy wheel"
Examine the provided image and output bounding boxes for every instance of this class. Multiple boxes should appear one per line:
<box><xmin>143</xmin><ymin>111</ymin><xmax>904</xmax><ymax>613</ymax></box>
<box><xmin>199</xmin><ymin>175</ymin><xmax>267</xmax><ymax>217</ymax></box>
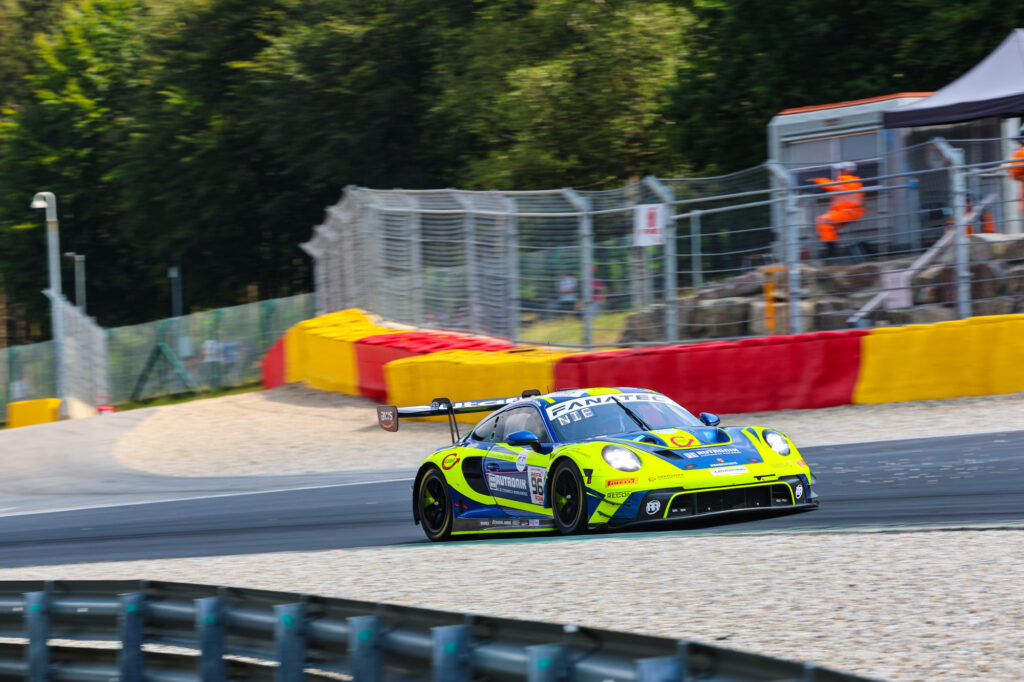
<box><xmin>418</xmin><ymin>467</ymin><xmax>453</xmax><ymax>541</ymax></box>
<box><xmin>551</xmin><ymin>460</ymin><xmax>587</xmax><ymax>535</ymax></box>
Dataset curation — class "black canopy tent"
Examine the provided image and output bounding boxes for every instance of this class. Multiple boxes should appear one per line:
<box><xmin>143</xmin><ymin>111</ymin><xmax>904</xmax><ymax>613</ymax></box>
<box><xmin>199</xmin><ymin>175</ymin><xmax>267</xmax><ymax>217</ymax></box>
<box><xmin>883</xmin><ymin>29</ymin><xmax>1024</xmax><ymax>129</ymax></box>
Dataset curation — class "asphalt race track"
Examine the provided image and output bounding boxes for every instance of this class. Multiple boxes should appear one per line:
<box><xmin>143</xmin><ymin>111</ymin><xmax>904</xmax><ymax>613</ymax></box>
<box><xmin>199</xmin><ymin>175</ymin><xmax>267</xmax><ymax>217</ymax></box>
<box><xmin>1</xmin><ymin>430</ymin><xmax>1022</xmax><ymax>568</ymax></box>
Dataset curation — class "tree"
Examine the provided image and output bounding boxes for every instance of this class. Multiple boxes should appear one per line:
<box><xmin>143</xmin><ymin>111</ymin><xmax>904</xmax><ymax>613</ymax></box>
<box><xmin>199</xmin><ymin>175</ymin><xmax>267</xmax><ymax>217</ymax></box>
<box><xmin>433</xmin><ymin>0</ymin><xmax>692</xmax><ymax>189</ymax></box>
<box><xmin>668</xmin><ymin>0</ymin><xmax>1024</xmax><ymax>174</ymax></box>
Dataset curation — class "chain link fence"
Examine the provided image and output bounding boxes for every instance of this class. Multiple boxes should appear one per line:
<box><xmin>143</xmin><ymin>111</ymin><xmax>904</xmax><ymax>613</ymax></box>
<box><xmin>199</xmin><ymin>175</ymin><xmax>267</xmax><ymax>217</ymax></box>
<box><xmin>2</xmin><ymin>293</ymin><xmax>315</xmax><ymax>423</ymax></box>
<box><xmin>305</xmin><ymin>137</ymin><xmax>1024</xmax><ymax>348</ymax></box>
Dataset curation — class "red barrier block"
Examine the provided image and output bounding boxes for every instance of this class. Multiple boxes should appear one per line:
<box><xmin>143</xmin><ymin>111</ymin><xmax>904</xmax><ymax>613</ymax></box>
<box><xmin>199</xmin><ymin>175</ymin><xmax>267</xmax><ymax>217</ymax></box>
<box><xmin>261</xmin><ymin>335</ymin><xmax>287</xmax><ymax>389</ymax></box>
<box><xmin>553</xmin><ymin>330</ymin><xmax>869</xmax><ymax>415</ymax></box>
<box><xmin>355</xmin><ymin>331</ymin><xmax>517</xmax><ymax>401</ymax></box>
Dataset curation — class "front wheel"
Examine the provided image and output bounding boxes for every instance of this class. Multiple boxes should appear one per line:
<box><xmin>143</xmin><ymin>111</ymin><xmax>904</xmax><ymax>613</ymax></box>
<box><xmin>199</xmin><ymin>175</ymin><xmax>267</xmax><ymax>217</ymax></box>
<box><xmin>551</xmin><ymin>460</ymin><xmax>587</xmax><ymax>535</ymax></box>
<box><xmin>417</xmin><ymin>467</ymin><xmax>453</xmax><ymax>541</ymax></box>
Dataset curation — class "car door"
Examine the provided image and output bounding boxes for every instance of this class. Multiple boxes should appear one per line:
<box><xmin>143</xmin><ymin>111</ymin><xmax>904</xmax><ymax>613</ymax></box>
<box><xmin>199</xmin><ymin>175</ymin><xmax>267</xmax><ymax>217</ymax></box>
<box><xmin>484</xmin><ymin>406</ymin><xmax>553</xmax><ymax>508</ymax></box>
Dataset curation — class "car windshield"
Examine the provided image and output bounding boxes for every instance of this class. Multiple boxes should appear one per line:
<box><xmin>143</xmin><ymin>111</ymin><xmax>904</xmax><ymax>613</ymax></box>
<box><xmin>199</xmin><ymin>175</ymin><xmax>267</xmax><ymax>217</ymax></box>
<box><xmin>548</xmin><ymin>395</ymin><xmax>702</xmax><ymax>442</ymax></box>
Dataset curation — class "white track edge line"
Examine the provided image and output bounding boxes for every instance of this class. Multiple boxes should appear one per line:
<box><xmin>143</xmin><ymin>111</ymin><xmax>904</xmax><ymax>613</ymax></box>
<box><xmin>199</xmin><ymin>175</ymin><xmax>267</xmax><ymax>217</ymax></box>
<box><xmin>0</xmin><ymin>477</ymin><xmax>415</xmax><ymax>519</ymax></box>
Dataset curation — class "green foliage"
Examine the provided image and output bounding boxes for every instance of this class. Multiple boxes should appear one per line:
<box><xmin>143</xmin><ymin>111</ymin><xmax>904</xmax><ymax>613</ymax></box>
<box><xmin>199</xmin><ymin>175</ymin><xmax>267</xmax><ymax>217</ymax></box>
<box><xmin>434</xmin><ymin>0</ymin><xmax>692</xmax><ymax>188</ymax></box>
<box><xmin>669</xmin><ymin>0</ymin><xmax>1024</xmax><ymax>173</ymax></box>
<box><xmin>1</xmin><ymin>0</ymin><xmax>1023</xmax><ymax>338</ymax></box>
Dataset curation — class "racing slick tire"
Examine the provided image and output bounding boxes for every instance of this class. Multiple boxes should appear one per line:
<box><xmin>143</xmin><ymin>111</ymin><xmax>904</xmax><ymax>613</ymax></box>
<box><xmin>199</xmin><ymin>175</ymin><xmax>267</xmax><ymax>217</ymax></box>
<box><xmin>417</xmin><ymin>466</ymin><xmax>453</xmax><ymax>542</ymax></box>
<box><xmin>551</xmin><ymin>460</ymin><xmax>588</xmax><ymax>535</ymax></box>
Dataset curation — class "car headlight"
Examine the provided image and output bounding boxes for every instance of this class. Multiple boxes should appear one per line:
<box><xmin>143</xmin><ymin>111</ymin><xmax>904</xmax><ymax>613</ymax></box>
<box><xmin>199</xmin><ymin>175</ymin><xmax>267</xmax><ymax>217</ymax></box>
<box><xmin>763</xmin><ymin>430</ymin><xmax>791</xmax><ymax>455</ymax></box>
<box><xmin>601</xmin><ymin>445</ymin><xmax>642</xmax><ymax>471</ymax></box>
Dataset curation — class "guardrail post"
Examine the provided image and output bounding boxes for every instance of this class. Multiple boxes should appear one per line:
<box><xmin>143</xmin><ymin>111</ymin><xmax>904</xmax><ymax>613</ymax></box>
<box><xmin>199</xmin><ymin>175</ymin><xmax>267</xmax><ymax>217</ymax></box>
<box><xmin>347</xmin><ymin>615</ymin><xmax>382</xmax><ymax>682</ymax></box>
<box><xmin>636</xmin><ymin>655</ymin><xmax>683</xmax><ymax>681</ymax></box>
<box><xmin>526</xmin><ymin>643</ymin><xmax>568</xmax><ymax>682</ymax></box>
<box><xmin>119</xmin><ymin>593</ymin><xmax>145</xmax><ymax>682</ymax></box>
<box><xmin>275</xmin><ymin>602</ymin><xmax>307</xmax><ymax>682</ymax></box>
<box><xmin>24</xmin><ymin>591</ymin><xmax>49</xmax><ymax>682</ymax></box>
<box><xmin>431</xmin><ymin>623</ymin><xmax>470</xmax><ymax>682</ymax></box>
<box><xmin>196</xmin><ymin>596</ymin><xmax>226</xmax><ymax>682</ymax></box>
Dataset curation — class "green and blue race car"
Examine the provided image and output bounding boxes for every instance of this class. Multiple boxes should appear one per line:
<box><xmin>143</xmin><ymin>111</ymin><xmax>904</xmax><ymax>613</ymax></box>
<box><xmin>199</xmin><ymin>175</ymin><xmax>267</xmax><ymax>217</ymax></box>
<box><xmin>377</xmin><ymin>387</ymin><xmax>818</xmax><ymax>541</ymax></box>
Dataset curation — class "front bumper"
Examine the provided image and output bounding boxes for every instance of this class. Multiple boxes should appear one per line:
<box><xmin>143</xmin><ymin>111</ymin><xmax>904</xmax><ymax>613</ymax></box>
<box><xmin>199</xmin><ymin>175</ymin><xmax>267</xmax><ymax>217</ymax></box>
<box><xmin>605</xmin><ymin>475</ymin><xmax>817</xmax><ymax>527</ymax></box>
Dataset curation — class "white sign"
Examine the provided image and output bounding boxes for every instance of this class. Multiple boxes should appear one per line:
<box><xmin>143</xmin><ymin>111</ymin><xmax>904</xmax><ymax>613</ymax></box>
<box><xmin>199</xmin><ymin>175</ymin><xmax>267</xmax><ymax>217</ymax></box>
<box><xmin>633</xmin><ymin>204</ymin><xmax>667</xmax><ymax>247</ymax></box>
<box><xmin>881</xmin><ymin>270</ymin><xmax>912</xmax><ymax>310</ymax></box>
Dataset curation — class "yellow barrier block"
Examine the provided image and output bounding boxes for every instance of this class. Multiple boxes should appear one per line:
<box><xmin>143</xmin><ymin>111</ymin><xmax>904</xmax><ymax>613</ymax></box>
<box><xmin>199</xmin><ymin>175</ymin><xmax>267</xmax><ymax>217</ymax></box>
<box><xmin>854</xmin><ymin>314</ymin><xmax>1024</xmax><ymax>404</ymax></box>
<box><xmin>6</xmin><ymin>398</ymin><xmax>61</xmax><ymax>428</ymax></box>
<box><xmin>384</xmin><ymin>348</ymin><xmax>570</xmax><ymax>423</ymax></box>
<box><xmin>281</xmin><ymin>308</ymin><xmax>408</xmax><ymax>392</ymax></box>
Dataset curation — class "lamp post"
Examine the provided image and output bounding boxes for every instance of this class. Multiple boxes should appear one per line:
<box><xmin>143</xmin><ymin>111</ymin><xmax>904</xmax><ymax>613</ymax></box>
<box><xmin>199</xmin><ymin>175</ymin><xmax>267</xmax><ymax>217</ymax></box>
<box><xmin>30</xmin><ymin>191</ymin><xmax>64</xmax><ymax>414</ymax></box>
<box><xmin>64</xmin><ymin>252</ymin><xmax>86</xmax><ymax>313</ymax></box>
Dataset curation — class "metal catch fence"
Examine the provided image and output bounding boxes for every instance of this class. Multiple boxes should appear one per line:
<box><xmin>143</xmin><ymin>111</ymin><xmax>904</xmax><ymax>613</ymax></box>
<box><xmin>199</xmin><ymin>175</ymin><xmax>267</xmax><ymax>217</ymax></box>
<box><xmin>0</xmin><ymin>580</ymin><xmax>876</xmax><ymax>682</ymax></box>
<box><xmin>305</xmin><ymin>137</ymin><xmax>1024</xmax><ymax>348</ymax></box>
<box><xmin>1</xmin><ymin>293</ymin><xmax>315</xmax><ymax>421</ymax></box>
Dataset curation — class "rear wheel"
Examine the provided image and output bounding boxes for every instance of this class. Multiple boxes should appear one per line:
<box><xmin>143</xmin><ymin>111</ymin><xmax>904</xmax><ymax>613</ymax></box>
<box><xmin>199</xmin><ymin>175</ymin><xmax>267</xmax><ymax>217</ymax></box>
<box><xmin>417</xmin><ymin>467</ymin><xmax>452</xmax><ymax>541</ymax></box>
<box><xmin>551</xmin><ymin>460</ymin><xmax>587</xmax><ymax>535</ymax></box>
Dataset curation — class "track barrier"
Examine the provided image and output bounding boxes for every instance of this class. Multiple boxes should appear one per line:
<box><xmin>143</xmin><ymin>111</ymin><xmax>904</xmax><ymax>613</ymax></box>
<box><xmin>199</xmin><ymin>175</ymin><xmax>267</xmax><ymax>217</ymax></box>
<box><xmin>273</xmin><ymin>308</ymin><xmax>1024</xmax><ymax>415</ymax></box>
<box><xmin>853</xmin><ymin>313</ymin><xmax>1024</xmax><ymax>403</ymax></box>
<box><xmin>4</xmin><ymin>398</ymin><xmax>61</xmax><ymax>429</ymax></box>
<box><xmin>0</xmin><ymin>580</ymin><xmax>876</xmax><ymax>682</ymax></box>
<box><xmin>354</xmin><ymin>331</ymin><xmax>515</xmax><ymax>402</ymax></box>
<box><xmin>553</xmin><ymin>331</ymin><xmax>866</xmax><ymax>415</ymax></box>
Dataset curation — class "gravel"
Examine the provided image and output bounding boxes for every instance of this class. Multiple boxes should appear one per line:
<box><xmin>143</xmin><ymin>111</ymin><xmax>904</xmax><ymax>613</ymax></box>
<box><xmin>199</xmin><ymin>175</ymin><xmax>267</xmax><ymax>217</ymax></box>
<box><xmin>10</xmin><ymin>384</ymin><xmax>1024</xmax><ymax>681</ymax></box>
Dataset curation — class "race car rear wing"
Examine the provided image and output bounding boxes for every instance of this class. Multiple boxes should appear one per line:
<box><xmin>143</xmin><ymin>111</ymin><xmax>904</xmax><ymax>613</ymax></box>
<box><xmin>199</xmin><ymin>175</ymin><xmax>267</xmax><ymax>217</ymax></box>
<box><xmin>377</xmin><ymin>389</ymin><xmax>541</xmax><ymax>442</ymax></box>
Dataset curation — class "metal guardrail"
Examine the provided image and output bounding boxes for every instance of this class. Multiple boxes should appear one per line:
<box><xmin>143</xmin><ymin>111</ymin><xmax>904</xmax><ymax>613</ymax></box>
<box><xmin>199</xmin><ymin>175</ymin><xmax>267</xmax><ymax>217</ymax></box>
<box><xmin>0</xmin><ymin>580</ymin><xmax>879</xmax><ymax>682</ymax></box>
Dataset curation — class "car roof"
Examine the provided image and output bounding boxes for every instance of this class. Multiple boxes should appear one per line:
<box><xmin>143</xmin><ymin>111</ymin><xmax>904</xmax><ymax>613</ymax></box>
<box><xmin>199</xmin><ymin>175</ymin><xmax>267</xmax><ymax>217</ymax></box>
<box><xmin>511</xmin><ymin>387</ymin><xmax>660</xmax><ymax>412</ymax></box>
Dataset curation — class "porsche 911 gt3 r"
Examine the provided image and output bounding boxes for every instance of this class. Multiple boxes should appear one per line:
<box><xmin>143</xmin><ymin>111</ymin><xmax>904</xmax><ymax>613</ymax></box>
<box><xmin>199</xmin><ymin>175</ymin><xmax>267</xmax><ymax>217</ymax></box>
<box><xmin>377</xmin><ymin>387</ymin><xmax>817</xmax><ymax>541</ymax></box>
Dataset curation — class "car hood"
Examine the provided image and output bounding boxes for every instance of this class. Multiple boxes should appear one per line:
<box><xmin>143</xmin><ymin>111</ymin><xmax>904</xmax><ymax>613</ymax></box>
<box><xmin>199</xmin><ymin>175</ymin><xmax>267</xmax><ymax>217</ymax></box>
<box><xmin>608</xmin><ymin>427</ymin><xmax>764</xmax><ymax>471</ymax></box>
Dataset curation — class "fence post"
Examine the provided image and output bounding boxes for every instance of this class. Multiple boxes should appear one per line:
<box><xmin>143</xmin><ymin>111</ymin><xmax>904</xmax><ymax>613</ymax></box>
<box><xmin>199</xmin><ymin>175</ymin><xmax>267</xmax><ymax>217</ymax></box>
<box><xmin>690</xmin><ymin>210</ymin><xmax>703</xmax><ymax>290</ymax></box>
<box><xmin>119</xmin><ymin>592</ymin><xmax>145</xmax><ymax>682</ymax></box>
<box><xmin>525</xmin><ymin>643</ymin><xmax>569</xmax><ymax>682</ymax></box>
<box><xmin>196</xmin><ymin>596</ymin><xmax>226</xmax><ymax>682</ymax></box>
<box><xmin>275</xmin><ymin>602</ymin><xmax>307</xmax><ymax>682</ymax></box>
<box><xmin>453</xmin><ymin>193</ymin><xmax>481</xmax><ymax>334</ymax></box>
<box><xmin>562</xmin><ymin>189</ymin><xmax>593</xmax><ymax>348</ymax></box>
<box><xmin>645</xmin><ymin>177</ymin><xmax>678</xmax><ymax>342</ymax></box>
<box><xmin>497</xmin><ymin>193</ymin><xmax>520</xmax><ymax>341</ymax></box>
<box><xmin>347</xmin><ymin>615</ymin><xmax>382</xmax><ymax>682</ymax></box>
<box><xmin>431</xmin><ymin>623</ymin><xmax>470</xmax><ymax>682</ymax></box>
<box><xmin>931</xmin><ymin>139</ymin><xmax>972</xmax><ymax>319</ymax></box>
<box><xmin>24</xmin><ymin>591</ymin><xmax>49</xmax><ymax>682</ymax></box>
<box><xmin>408</xmin><ymin>199</ymin><xmax>425</xmax><ymax>327</ymax></box>
<box><xmin>767</xmin><ymin>161</ymin><xmax>803</xmax><ymax>334</ymax></box>
<box><xmin>951</xmin><ymin>159</ymin><xmax>971</xmax><ymax>319</ymax></box>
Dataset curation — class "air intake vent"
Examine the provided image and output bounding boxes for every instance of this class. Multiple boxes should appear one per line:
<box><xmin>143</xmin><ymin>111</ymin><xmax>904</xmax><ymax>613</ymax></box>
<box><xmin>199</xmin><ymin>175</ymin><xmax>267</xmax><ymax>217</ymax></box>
<box><xmin>654</xmin><ymin>449</ymin><xmax>683</xmax><ymax>460</ymax></box>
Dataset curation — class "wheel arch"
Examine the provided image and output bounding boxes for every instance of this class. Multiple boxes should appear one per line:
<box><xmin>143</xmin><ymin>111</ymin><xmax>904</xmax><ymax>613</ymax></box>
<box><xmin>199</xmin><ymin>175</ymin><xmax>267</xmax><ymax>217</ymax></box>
<box><xmin>545</xmin><ymin>454</ymin><xmax>579</xmax><ymax>506</ymax></box>
<box><xmin>411</xmin><ymin>463</ymin><xmax>442</xmax><ymax>526</ymax></box>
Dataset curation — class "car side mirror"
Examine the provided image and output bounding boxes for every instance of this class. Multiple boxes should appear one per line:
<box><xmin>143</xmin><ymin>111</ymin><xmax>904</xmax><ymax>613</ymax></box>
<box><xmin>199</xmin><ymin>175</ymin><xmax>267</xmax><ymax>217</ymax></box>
<box><xmin>507</xmin><ymin>430</ymin><xmax>548</xmax><ymax>453</ymax></box>
<box><xmin>699</xmin><ymin>412</ymin><xmax>720</xmax><ymax>427</ymax></box>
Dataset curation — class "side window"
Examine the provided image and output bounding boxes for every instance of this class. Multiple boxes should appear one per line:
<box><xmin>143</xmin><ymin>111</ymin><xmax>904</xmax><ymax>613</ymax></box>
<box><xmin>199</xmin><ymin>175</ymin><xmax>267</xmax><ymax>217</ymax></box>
<box><xmin>498</xmin><ymin>407</ymin><xmax>551</xmax><ymax>444</ymax></box>
<box><xmin>471</xmin><ymin>414</ymin><xmax>499</xmax><ymax>443</ymax></box>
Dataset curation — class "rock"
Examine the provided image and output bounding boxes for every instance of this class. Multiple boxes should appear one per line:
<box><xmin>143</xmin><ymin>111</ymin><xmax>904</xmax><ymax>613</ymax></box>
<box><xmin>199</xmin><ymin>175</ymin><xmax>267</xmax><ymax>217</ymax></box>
<box><xmin>749</xmin><ymin>299</ymin><xmax>814</xmax><ymax>336</ymax></box>
<box><xmin>618</xmin><ymin>305</ymin><xmax>665</xmax><ymax>345</ymax></box>
<box><xmin>811</xmin><ymin>297</ymin><xmax>856</xmax><ymax>331</ymax></box>
<box><xmin>1002</xmin><ymin>264</ymin><xmax>1024</xmax><ymax>296</ymax></box>
<box><xmin>967</xmin><ymin>233</ymin><xmax>1024</xmax><ymax>263</ymax></box>
<box><xmin>692</xmin><ymin>297</ymin><xmax>750</xmax><ymax>338</ymax></box>
<box><xmin>970</xmin><ymin>298</ymin><xmax>1015</xmax><ymax>317</ymax></box>
<box><xmin>824</xmin><ymin>262</ymin><xmax>881</xmax><ymax>294</ymax></box>
<box><xmin>914</xmin><ymin>263</ymin><xmax>1004</xmax><ymax>304</ymax></box>
<box><xmin>885</xmin><ymin>304</ymin><xmax>955</xmax><ymax>326</ymax></box>
<box><xmin>700</xmin><ymin>270</ymin><xmax>765</xmax><ymax>300</ymax></box>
